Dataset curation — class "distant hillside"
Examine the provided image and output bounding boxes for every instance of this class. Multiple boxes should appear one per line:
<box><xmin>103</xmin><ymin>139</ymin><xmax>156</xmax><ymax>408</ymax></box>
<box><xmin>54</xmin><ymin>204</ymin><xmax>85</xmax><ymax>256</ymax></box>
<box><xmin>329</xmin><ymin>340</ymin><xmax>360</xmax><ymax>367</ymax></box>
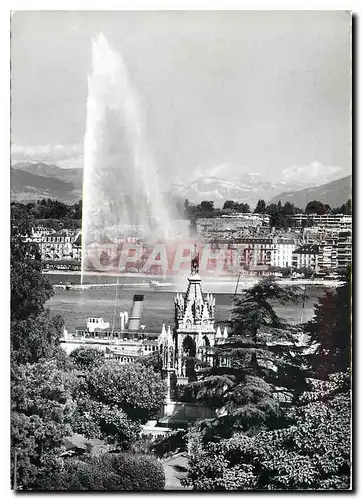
<box><xmin>268</xmin><ymin>175</ymin><xmax>352</xmax><ymax>209</ymax></box>
<box><xmin>11</xmin><ymin>168</ymin><xmax>81</xmax><ymax>204</ymax></box>
<box><xmin>12</xmin><ymin>162</ymin><xmax>83</xmax><ymax>188</ymax></box>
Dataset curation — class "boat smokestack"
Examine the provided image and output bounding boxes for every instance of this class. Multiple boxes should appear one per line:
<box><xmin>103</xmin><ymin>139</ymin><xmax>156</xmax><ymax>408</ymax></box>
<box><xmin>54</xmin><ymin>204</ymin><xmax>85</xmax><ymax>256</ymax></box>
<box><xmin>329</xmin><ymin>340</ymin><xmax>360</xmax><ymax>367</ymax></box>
<box><xmin>128</xmin><ymin>294</ymin><xmax>144</xmax><ymax>331</ymax></box>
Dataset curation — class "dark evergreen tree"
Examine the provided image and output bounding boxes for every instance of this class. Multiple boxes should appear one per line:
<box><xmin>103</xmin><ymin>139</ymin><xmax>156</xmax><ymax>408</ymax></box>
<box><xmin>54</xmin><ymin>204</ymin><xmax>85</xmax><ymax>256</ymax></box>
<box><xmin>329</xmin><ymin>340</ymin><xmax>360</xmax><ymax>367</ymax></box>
<box><xmin>191</xmin><ymin>278</ymin><xmax>307</xmax><ymax>435</ymax></box>
<box><xmin>306</xmin><ymin>267</ymin><xmax>351</xmax><ymax>379</ymax></box>
<box><xmin>254</xmin><ymin>199</ymin><xmax>266</xmax><ymax>214</ymax></box>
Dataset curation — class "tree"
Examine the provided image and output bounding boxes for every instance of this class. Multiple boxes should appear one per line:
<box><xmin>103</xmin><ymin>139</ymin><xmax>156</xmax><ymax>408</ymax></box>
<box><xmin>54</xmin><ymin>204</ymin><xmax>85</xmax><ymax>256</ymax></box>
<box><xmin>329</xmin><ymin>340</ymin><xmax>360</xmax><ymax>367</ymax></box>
<box><xmin>223</xmin><ymin>201</ymin><xmax>250</xmax><ymax>213</ymax></box>
<box><xmin>81</xmin><ymin>362</ymin><xmax>166</xmax><ymax>424</ymax></box>
<box><xmin>11</xmin><ymin>204</ymin><xmax>53</xmax><ymax>322</ymax></box>
<box><xmin>11</xmin><ymin>360</ymin><xmax>74</xmax><ymax>490</ymax></box>
<box><xmin>306</xmin><ymin>267</ymin><xmax>351</xmax><ymax>378</ymax></box>
<box><xmin>305</xmin><ymin>201</ymin><xmax>328</xmax><ymax>215</ymax></box>
<box><xmin>11</xmin><ymin>204</ymin><xmax>63</xmax><ymax>364</ymax></box>
<box><xmin>254</xmin><ymin>199</ymin><xmax>266</xmax><ymax>214</ymax></box>
<box><xmin>135</xmin><ymin>351</ymin><xmax>162</xmax><ymax>373</ymax></box>
<box><xmin>68</xmin><ymin>397</ymin><xmax>141</xmax><ymax>449</ymax></box>
<box><xmin>183</xmin><ymin>371</ymin><xmax>350</xmax><ymax>490</ymax></box>
<box><xmin>69</xmin><ymin>347</ymin><xmax>105</xmax><ymax>370</ymax></box>
<box><xmin>223</xmin><ymin>200</ymin><xmax>238</xmax><ymax>211</ymax></box>
<box><xmin>191</xmin><ymin>278</ymin><xmax>306</xmax><ymax>434</ymax></box>
<box><xmin>199</xmin><ymin>200</ymin><xmax>215</xmax><ymax>212</ymax></box>
<box><xmin>265</xmin><ymin>203</ymin><xmax>282</xmax><ymax>227</ymax></box>
<box><xmin>11</xmin><ymin>311</ymin><xmax>65</xmax><ymax>365</ymax></box>
<box><xmin>332</xmin><ymin>199</ymin><xmax>352</xmax><ymax>216</ymax></box>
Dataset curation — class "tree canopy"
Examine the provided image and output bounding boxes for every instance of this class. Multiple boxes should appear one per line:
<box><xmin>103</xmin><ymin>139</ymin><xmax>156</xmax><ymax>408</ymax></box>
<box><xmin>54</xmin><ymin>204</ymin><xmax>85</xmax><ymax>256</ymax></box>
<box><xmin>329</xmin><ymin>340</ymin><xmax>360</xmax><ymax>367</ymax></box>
<box><xmin>184</xmin><ymin>371</ymin><xmax>351</xmax><ymax>491</ymax></box>
<box><xmin>11</xmin><ymin>360</ymin><xmax>74</xmax><ymax>489</ymax></box>
<box><xmin>84</xmin><ymin>362</ymin><xmax>166</xmax><ymax>424</ymax></box>
<box><xmin>306</xmin><ymin>267</ymin><xmax>351</xmax><ymax>378</ymax></box>
<box><xmin>11</xmin><ymin>204</ymin><xmax>63</xmax><ymax>364</ymax></box>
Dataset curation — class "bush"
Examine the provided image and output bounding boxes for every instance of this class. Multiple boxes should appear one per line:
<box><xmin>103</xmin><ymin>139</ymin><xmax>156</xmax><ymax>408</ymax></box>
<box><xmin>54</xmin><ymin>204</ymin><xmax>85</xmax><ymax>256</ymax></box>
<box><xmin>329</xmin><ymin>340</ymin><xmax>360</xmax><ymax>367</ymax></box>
<box><xmin>104</xmin><ymin>452</ymin><xmax>165</xmax><ymax>490</ymax></box>
<box><xmin>151</xmin><ymin>430</ymin><xmax>187</xmax><ymax>458</ymax></box>
<box><xmin>36</xmin><ymin>452</ymin><xmax>165</xmax><ymax>491</ymax></box>
<box><xmin>35</xmin><ymin>458</ymin><xmax>117</xmax><ymax>491</ymax></box>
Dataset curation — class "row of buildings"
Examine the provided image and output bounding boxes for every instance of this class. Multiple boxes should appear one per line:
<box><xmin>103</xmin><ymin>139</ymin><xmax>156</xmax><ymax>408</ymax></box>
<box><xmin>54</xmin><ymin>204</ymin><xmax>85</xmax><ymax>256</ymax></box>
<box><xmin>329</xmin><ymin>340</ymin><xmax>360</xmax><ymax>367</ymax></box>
<box><xmin>197</xmin><ymin>213</ymin><xmax>352</xmax><ymax>272</ymax></box>
<box><xmin>27</xmin><ymin>212</ymin><xmax>352</xmax><ymax>273</ymax></box>
<box><xmin>196</xmin><ymin>213</ymin><xmax>352</xmax><ymax>240</ymax></box>
<box><xmin>26</xmin><ymin>226</ymin><xmax>82</xmax><ymax>261</ymax></box>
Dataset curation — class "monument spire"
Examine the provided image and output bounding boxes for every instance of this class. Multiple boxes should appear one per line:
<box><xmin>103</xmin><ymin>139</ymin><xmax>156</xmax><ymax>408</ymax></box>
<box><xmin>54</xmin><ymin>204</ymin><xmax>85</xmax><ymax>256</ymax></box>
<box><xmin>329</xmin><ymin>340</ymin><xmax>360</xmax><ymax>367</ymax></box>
<box><xmin>190</xmin><ymin>244</ymin><xmax>200</xmax><ymax>275</ymax></box>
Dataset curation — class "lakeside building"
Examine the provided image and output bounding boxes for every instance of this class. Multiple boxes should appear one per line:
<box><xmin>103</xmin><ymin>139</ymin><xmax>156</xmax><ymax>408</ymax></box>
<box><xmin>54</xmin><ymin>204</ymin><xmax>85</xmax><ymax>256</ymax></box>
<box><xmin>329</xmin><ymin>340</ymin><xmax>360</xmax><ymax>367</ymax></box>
<box><xmin>317</xmin><ymin>236</ymin><xmax>339</xmax><ymax>270</ymax></box>
<box><xmin>26</xmin><ymin>227</ymin><xmax>81</xmax><ymax>261</ymax></box>
<box><xmin>220</xmin><ymin>213</ymin><xmax>271</xmax><ymax>225</ymax></box>
<box><xmin>292</xmin><ymin>244</ymin><xmax>320</xmax><ymax>272</ymax></box>
<box><xmin>290</xmin><ymin>213</ymin><xmax>352</xmax><ymax>229</ymax></box>
<box><xmin>270</xmin><ymin>238</ymin><xmax>297</xmax><ymax>269</ymax></box>
<box><xmin>28</xmin><ymin>226</ymin><xmax>56</xmax><ymax>242</ymax></box>
<box><xmin>301</xmin><ymin>226</ymin><xmax>352</xmax><ymax>271</ymax></box>
<box><xmin>39</xmin><ymin>231</ymin><xmax>81</xmax><ymax>260</ymax></box>
<box><xmin>337</xmin><ymin>231</ymin><xmax>352</xmax><ymax>269</ymax></box>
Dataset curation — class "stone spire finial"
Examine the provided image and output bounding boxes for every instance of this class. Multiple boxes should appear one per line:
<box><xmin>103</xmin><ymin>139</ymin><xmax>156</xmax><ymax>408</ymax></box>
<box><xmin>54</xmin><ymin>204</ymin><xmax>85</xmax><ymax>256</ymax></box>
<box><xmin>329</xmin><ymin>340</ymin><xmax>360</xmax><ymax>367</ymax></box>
<box><xmin>216</xmin><ymin>326</ymin><xmax>222</xmax><ymax>339</ymax></box>
<box><xmin>191</xmin><ymin>244</ymin><xmax>199</xmax><ymax>275</ymax></box>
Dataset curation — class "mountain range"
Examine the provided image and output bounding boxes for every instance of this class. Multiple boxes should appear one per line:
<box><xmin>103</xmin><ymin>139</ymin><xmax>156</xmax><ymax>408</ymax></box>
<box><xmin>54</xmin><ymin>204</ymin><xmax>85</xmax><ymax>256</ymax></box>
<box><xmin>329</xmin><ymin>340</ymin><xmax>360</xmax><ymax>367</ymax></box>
<box><xmin>268</xmin><ymin>175</ymin><xmax>352</xmax><ymax>208</ymax></box>
<box><xmin>11</xmin><ymin>161</ymin><xmax>351</xmax><ymax>209</ymax></box>
<box><xmin>11</xmin><ymin>162</ymin><xmax>82</xmax><ymax>204</ymax></box>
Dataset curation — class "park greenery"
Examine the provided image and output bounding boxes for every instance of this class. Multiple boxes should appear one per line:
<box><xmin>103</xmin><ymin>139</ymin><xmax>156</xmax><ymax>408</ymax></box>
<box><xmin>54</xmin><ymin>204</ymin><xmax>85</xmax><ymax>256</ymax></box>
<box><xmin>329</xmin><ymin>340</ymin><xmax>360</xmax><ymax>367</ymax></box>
<box><xmin>10</xmin><ymin>203</ymin><xmax>351</xmax><ymax>490</ymax></box>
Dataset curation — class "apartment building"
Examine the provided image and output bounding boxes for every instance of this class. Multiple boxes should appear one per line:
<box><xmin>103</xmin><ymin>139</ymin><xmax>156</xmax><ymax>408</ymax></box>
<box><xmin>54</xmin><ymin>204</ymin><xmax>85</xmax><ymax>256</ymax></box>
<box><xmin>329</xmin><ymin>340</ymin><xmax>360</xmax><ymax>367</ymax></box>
<box><xmin>271</xmin><ymin>238</ymin><xmax>297</xmax><ymax>269</ymax></box>
<box><xmin>291</xmin><ymin>213</ymin><xmax>352</xmax><ymax>229</ymax></box>
<box><xmin>35</xmin><ymin>230</ymin><xmax>81</xmax><ymax>260</ymax></box>
<box><xmin>337</xmin><ymin>231</ymin><xmax>352</xmax><ymax>269</ymax></box>
<box><xmin>292</xmin><ymin>244</ymin><xmax>320</xmax><ymax>272</ymax></box>
<box><xmin>318</xmin><ymin>236</ymin><xmax>339</xmax><ymax>270</ymax></box>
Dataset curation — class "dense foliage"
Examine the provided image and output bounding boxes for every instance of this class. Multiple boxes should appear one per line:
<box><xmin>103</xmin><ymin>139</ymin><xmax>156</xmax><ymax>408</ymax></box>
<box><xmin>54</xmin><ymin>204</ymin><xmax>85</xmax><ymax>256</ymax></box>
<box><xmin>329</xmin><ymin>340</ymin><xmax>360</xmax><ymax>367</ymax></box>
<box><xmin>151</xmin><ymin>430</ymin><xmax>187</xmax><ymax>458</ymax></box>
<box><xmin>11</xmin><ymin>361</ymin><xmax>74</xmax><ymax>489</ymax></box>
<box><xmin>35</xmin><ymin>452</ymin><xmax>165</xmax><ymax>491</ymax></box>
<box><xmin>223</xmin><ymin>200</ymin><xmax>250</xmax><ymax>213</ymax></box>
<box><xmin>11</xmin><ymin>206</ymin><xmax>71</xmax><ymax>489</ymax></box>
<box><xmin>66</xmin><ymin>362</ymin><xmax>167</xmax><ymax>450</ymax></box>
<box><xmin>12</xmin><ymin>198</ymin><xmax>82</xmax><ymax>221</ymax></box>
<box><xmin>135</xmin><ymin>350</ymin><xmax>163</xmax><ymax>372</ymax></box>
<box><xmin>183</xmin><ymin>372</ymin><xmax>351</xmax><ymax>491</ymax></box>
<box><xmin>11</xmin><ymin>204</ymin><xmax>53</xmax><ymax>322</ymax></box>
<box><xmin>69</xmin><ymin>346</ymin><xmax>105</xmax><ymax>370</ymax></box>
<box><xmin>67</xmin><ymin>397</ymin><xmax>141</xmax><ymax>449</ymax></box>
<box><xmin>306</xmin><ymin>268</ymin><xmax>351</xmax><ymax>378</ymax></box>
<box><xmin>83</xmin><ymin>362</ymin><xmax>166</xmax><ymax>423</ymax></box>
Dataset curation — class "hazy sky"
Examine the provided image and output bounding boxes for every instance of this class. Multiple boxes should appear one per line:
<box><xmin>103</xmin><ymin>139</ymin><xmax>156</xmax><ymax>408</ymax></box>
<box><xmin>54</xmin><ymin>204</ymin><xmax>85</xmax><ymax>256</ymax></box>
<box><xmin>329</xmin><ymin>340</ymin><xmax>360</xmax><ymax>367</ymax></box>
<box><xmin>11</xmin><ymin>10</ymin><xmax>351</xmax><ymax>185</ymax></box>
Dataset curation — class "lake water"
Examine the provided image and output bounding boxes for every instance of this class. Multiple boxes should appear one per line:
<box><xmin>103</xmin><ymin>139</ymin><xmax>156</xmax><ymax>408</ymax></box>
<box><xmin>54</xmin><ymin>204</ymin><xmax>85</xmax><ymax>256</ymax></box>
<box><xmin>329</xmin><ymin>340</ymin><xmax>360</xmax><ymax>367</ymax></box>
<box><xmin>46</xmin><ymin>274</ymin><xmax>326</xmax><ymax>332</ymax></box>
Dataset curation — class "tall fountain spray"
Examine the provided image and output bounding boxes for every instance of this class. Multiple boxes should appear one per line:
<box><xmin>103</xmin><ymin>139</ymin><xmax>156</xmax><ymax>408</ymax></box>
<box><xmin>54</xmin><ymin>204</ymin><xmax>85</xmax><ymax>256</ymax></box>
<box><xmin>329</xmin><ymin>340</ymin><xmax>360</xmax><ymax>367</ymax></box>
<box><xmin>81</xmin><ymin>33</ymin><xmax>172</xmax><ymax>283</ymax></box>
